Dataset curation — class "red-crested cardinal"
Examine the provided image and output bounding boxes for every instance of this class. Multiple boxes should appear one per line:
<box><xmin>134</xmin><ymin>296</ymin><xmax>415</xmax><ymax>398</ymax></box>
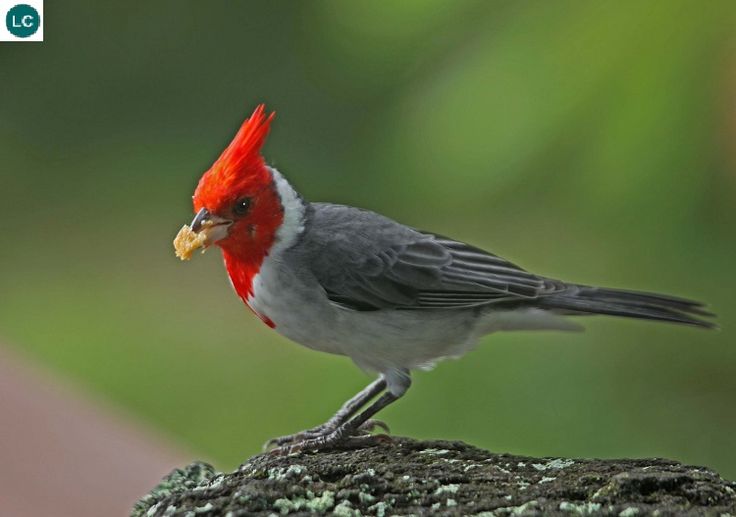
<box><xmin>175</xmin><ymin>105</ymin><xmax>714</xmax><ymax>455</ymax></box>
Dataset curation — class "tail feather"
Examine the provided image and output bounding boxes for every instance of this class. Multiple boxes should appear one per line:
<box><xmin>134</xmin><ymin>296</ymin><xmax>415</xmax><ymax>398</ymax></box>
<box><xmin>540</xmin><ymin>285</ymin><xmax>716</xmax><ymax>329</ymax></box>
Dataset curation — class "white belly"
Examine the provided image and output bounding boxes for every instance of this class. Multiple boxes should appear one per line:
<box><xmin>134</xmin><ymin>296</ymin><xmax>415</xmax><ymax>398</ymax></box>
<box><xmin>243</xmin><ymin>255</ymin><xmax>480</xmax><ymax>369</ymax></box>
<box><xmin>243</xmin><ymin>255</ymin><xmax>578</xmax><ymax>377</ymax></box>
<box><xmin>245</xmin><ymin>256</ymin><xmax>346</xmax><ymax>355</ymax></box>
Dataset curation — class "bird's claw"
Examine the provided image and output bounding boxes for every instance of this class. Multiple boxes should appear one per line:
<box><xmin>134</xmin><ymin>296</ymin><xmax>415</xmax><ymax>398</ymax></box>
<box><xmin>264</xmin><ymin>418</ymin><xmax>392</xmax><ymax>455</ymax></box>
<box><xmin>269</xmin><ymin>431</ymin><xmax>391</xmax><ymax>456</ymax></box>
<box><xmin>262</xmin><ymin>425</ymin><xmax>327</xmax><ymax>451</ymax></box>
<box><xmin>263</xmin><ymin>418</ymin><xmax>390</xmax><ymax>452</ymax></box>
<box><xmin>357</xmin><ymin>419</ymin><xmax>390</xmax><ymax>434</ymax></box>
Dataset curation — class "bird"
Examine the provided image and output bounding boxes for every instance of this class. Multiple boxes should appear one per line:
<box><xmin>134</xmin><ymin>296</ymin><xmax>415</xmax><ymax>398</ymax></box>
<box><xmin>174</xmin><ymin>104</ymin><xmax>715</xmax><ymax>455</ymax></box>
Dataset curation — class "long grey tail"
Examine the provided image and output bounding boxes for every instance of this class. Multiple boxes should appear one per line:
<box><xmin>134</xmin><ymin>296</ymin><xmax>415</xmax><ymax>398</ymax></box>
<box><xmin>539</xmin><ymin>285</ymin><xmax>716</xmax><ymax>329</ymax></box>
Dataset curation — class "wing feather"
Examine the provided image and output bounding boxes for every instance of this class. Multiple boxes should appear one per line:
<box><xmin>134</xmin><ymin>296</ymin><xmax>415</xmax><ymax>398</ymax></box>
<box><xmin>302</xmin><ymin>204</ymin><xmax>563</xmax><ymax>311</ymax></box>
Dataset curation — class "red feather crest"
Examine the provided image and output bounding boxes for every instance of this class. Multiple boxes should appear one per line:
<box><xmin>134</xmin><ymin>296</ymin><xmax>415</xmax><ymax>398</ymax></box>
<box><xmin>193</xmin><ymin>104</ymin><xmax>275</xmax><ymax>213</ymax></box>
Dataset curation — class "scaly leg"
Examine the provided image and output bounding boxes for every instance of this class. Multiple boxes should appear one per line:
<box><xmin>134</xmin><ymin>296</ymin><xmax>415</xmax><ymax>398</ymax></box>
<box><xmin>272</xmin><ymin>390</ymin><xmax>403</xmax><ymax>455</ymax></box>
<box><xmin>263</xmin><ymin>377</ymin><xmax>388</xmax><ymax>450</ymax></box>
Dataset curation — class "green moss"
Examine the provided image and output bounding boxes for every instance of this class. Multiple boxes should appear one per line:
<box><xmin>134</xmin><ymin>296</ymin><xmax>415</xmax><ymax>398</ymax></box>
<box><xmin>268</xmin><ymin>464</ymin><xmax>307</xmax><ymax>481</ymax></box>
<box><xmin>358</xmin><ymin>492</ymin><xmax>376</xmax><ymax>504</ymax></box>
<box><xmin>559</xmin><ymin>501</ymin><xmax>604</xmax><ymax>515</ymax></box>
<box><xmin>271</xmin><ymin>489</ymin><xmax>336</xmax><ymax>515</ymax></box>
<box><xmin>433</xmin><ymin>483</ymin><xmax>460</xmax><ymax>495</ymax></box>
<box><xmin>273</xmin><ymin>497</ymin><xmax>296</xmax><ymax>514</ymax></box>
<box><xmin>367</xmin><ymin>501</ymin><xmax>390</xmax><ymax>517</ymax></box>
<box><xmin>132</xmin><ymin>438</ymin><xmax>736</xmax><ymax>515</ymax></box>
<box><xmin>332</xmin><ymin>500</ymin><xmax>361</xmax><ymax>517</ymax></box>
<box><xmin>531</xmin><ymin>459</ymin><xmax>575</xmax><ymax>471</ymax></box>
<box><xmin>306</xmin><ymin>491</ymin><xmax>336</xmax><ymax>513</ymax></box>
<box><xmin>419</xmin><ymin>448</ymin><xmax>450</xmax><ymax>455</ymax></box>
<box><xmin>131</xmin><ymin>462</ymin><xmax>219</xmax><ymax>517</ymax></box>
<box><xmin>193</xmin><ymin>503</ymin><xmax>214</xmax><ymax>514</ymax></box>
<box><xmin>490</xmin><ymin>500</ymin><xmax>540</xmax><ymax>515</ymax></box>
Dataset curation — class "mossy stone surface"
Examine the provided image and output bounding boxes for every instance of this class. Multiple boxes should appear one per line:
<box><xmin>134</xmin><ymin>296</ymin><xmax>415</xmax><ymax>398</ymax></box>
<box><xmin>133</xmin><ymin>437</ymin><xmax>736</xmax><ymax>516</ymax></box>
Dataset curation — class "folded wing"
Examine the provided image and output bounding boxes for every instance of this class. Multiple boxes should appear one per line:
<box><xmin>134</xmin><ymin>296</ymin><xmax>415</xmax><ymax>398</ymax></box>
<box><xmin>303</xmin><ymin>204</ymin><xmax>564</xmax><ymax>311</ymax></box>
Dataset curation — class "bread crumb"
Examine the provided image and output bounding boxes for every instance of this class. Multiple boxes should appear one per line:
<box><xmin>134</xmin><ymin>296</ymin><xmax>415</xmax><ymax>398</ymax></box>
<box><xmin>173</xmin><ymin>225</ymin><xmax>208</xmax><ymax>261</ymax></box>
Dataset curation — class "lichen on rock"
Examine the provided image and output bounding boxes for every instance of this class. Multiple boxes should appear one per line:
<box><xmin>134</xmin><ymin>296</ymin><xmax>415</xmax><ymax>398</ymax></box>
<box><xmin>132</xmin><ymin>437</ymin><xmax>736</xmax><ymax>516</ymax></box>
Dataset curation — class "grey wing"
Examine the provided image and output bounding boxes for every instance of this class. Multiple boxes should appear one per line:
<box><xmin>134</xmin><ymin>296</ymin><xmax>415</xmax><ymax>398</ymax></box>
<box><xmin>414</xmin><ymin>236</ymin><xmax>565</xmax><ymax>308</ymax></box>
<box><xmin>302</xmin><ymin>203</ymin><xmax>565</xmax><ymax>311</ymax></box>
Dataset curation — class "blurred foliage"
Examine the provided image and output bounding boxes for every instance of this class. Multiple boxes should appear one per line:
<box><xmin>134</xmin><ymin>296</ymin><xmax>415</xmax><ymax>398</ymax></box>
<box><xmin>1</xmin><ymin>1</ymin><xmax>735</xmax><ymax>477</ymax></box>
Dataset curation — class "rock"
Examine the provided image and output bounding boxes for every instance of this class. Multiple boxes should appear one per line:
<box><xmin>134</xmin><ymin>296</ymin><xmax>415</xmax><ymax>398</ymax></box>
<box><xmin>132</xmin><ymin>437</ymin><xmax>736</xmax><ymax>516</ymax></box>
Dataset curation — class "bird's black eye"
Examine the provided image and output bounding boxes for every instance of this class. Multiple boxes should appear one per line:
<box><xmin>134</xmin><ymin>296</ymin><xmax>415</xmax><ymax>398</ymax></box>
<box><xmin>233</xmin><ymin>197</ymin><xmax>251</xmax><ymax>216</ymax></box>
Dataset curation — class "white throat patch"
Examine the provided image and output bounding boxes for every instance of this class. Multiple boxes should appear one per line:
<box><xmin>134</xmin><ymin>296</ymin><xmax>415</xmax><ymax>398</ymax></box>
<box><xmin>269</xmin><ymin>166</ymin><xmax>306</xmax><ymax>254</ymax></box>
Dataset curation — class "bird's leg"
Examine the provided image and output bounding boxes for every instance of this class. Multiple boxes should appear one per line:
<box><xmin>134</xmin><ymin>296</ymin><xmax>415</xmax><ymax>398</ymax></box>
<box><xmin>272</xmin><ymin>370</ymin><xmax>411</xmax><ymax>455</ymax></box>
<box><xmin>263</xmin><ymin>377</ymin><xmax>387</xmax><ymax>450</ymax></box>
<box><xmin>320</xmin><ymin>377</ymin><xmax>387</xmax><ymax>431</ymax></box>
<box><xmin>273</xmin><ymin>390</ymin><xmax>402</xmax><ymax>455</ymax></box>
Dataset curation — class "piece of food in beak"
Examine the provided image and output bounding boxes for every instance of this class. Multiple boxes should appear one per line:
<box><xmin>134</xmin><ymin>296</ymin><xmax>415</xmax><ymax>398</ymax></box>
<box><xmin>173</xmin><ymin>224</ymin><xmax>209</xmax><ymax>261</ymax></box>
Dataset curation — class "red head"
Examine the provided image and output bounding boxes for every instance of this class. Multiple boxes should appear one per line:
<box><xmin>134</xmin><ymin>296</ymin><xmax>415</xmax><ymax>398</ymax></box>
<box><xmin>190</xmin><ymin>105</ymin><xmax>284</xmax><ymax>260</ymax></box>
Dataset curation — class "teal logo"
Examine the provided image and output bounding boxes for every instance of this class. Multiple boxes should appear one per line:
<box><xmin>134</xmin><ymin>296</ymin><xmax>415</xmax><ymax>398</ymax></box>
<box><xmin>6</xmin><ymin>4</ymin><xmax>39</xmax><ymax>38</ymax></box>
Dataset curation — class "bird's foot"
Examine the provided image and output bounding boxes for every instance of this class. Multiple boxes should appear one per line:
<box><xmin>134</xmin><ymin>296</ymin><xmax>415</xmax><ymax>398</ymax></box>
<box><xmin>268</xmin><ymin>427</ymin><xmax>392</xmax><ymax>456</ymax></box>
<box><xmin>264</xmin><ymin>419</ymin><xmax>391</xmax><ymax>455</ymax></box>
<box><xmin>262</xmin><ymin>424</ymin><xmax>330</xmax><ymax>451</ymax></box>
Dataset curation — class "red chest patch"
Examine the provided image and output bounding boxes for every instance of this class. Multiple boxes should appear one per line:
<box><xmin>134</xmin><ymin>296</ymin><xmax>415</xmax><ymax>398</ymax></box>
<box><xmin>223</xmin><ymin>251</ymin><xmax>259</xmax><ymax>299</ymax></box>
<box><xmin>223</xmin><ymin>251</ymin><xmax>276</xmax><ymax>329</ymax></box>
<box><xmin>254</xmin><ymin>311</ymin><xmax>276</xmax><ymax>328</ymax></box>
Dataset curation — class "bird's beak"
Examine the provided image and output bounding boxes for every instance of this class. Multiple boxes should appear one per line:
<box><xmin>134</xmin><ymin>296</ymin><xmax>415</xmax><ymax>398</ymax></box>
<box><xmin>190</xmin><ymin>208</ymin><xmax>233</xmax><ymax>242</ymax></box>
<box><xmin>173</xmin><ymin>208</ymin><xmax>233</xmax><ymax>261</ymax></box>
<box><xmin>190</xmin><ymin>207</ymin><xmax>210</xmax><ymax>232</ymax></box>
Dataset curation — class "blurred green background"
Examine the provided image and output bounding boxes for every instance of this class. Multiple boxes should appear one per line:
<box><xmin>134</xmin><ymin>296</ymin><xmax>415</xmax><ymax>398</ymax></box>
<box><xmin>1</xmin><ymin>1</ymin><xmax>735</xmax><ymax>478</ymax></box>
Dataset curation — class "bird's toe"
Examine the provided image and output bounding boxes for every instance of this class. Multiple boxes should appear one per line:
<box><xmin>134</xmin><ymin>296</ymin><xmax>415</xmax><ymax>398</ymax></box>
<box><xmin>262</xmin><ymin>424</ymin><xmax>331</xmax><ymax>451</ymax></box>
<box><xmin>357</xmin><ymin>419</ymin><xmax>390</xmax><ymax>435</ymax></box>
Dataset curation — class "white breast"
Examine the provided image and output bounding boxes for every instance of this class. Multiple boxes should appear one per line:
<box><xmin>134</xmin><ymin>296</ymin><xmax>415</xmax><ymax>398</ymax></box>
<box><xmin>245</xmin><ymin>252</ymin><xmax>483</xmax><ymax>372</ymax></box>
<box><xmin>246</xmin><ymin>255</ymin><xmax>346</xmax><ymax>355</ymax></box>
